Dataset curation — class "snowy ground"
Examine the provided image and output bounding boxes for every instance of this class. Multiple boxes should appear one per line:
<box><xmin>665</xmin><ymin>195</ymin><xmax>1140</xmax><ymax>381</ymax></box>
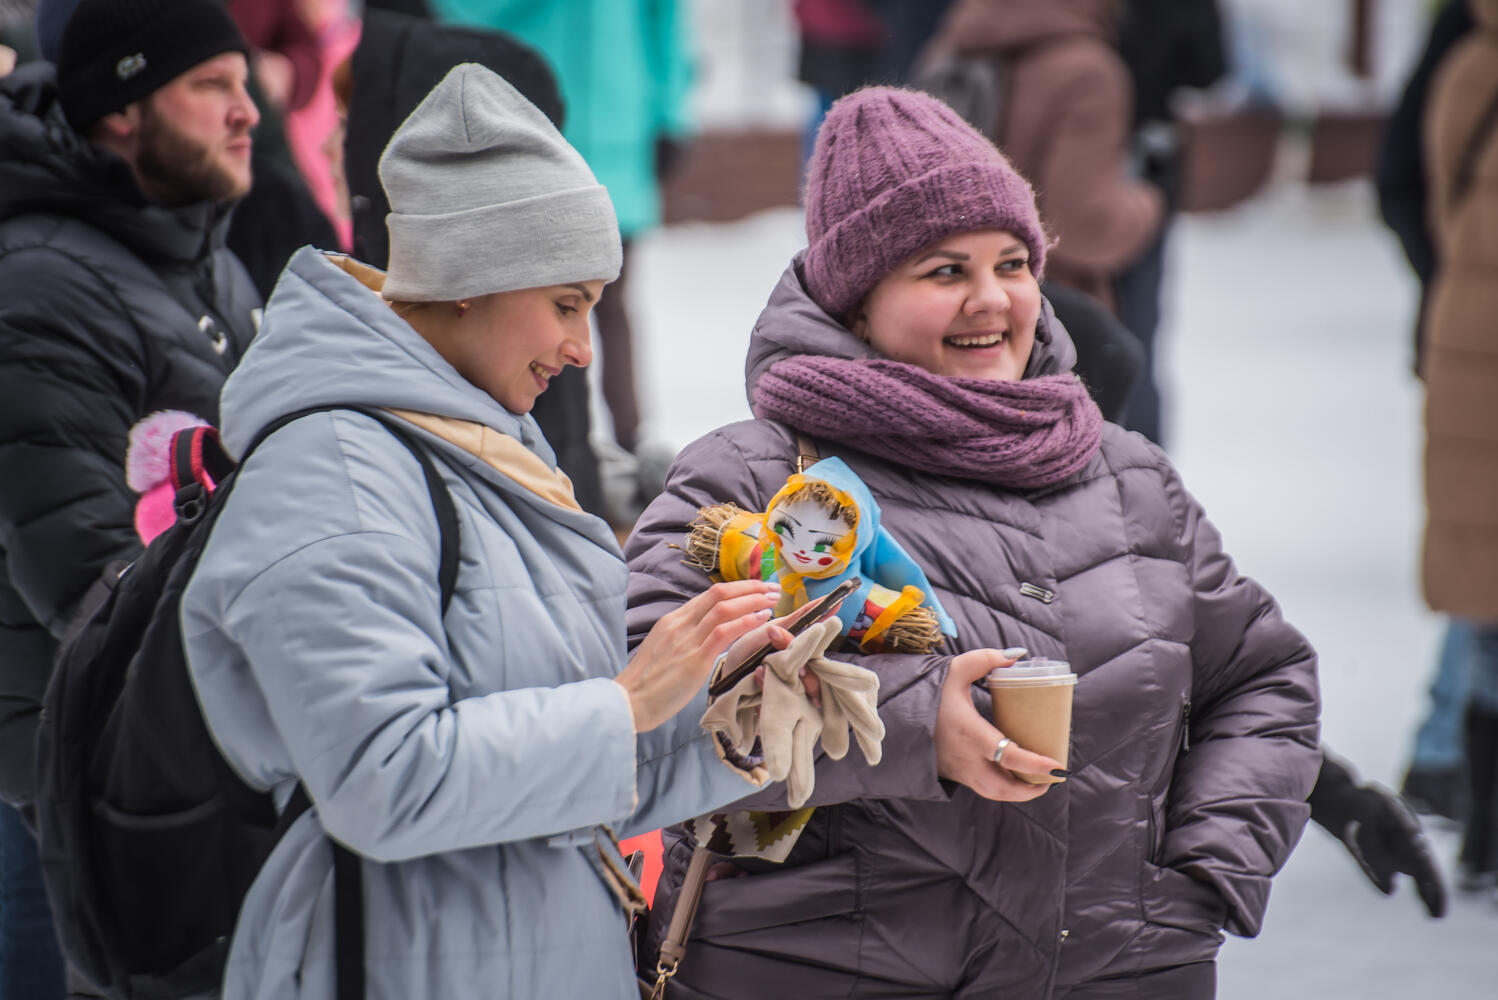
<box><xmin>610</xmin><ymin>175</ymin><xmax>1495</xmax><ymax>996</ymax></box>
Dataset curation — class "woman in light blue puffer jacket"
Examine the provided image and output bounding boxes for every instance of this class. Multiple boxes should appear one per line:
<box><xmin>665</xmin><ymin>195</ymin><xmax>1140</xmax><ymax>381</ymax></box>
<box><xmin>180</xmin><ymin>64</ymin><xmax>780</xmax><ymax>999</ymax></box>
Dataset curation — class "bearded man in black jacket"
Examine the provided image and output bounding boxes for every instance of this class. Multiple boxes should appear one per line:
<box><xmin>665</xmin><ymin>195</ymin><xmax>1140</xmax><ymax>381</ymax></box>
<box><xmin>0</xmin><ymin>0</ymin><xmax>262</xmax><ymax>818</ymax></box>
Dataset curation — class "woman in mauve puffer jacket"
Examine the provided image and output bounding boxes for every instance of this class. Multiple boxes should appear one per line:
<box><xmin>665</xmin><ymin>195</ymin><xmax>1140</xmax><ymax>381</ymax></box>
<box><xmin>624</xmin><ymin>86</ymin><xmax>1320</xmax><ymax>999</ymax></box>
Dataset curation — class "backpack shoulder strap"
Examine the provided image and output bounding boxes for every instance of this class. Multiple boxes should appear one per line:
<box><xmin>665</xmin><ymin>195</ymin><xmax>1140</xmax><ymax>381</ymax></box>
<box><xmin>238</xmin><ymin>405</ymin><xmax>459</xmax><ymax>612</ymax></box>
<box><xmin>367</xmin><ymin>418</ymin><xmax>461</xmax><ymax>614</ymax></box>
<box><xmin>170</xmin><ymin>426</ymin><xmax>235</xmax><ymax>492</ymax></box>
<box><xmin>252</xmin><ymin>404</ymin><xmax>466</xmax><ymax>1000</ymax></box>
<box><xmin>280</xmin><ymin>783</ymin><xmax>363</xmax><ymax>1000</ymax></box>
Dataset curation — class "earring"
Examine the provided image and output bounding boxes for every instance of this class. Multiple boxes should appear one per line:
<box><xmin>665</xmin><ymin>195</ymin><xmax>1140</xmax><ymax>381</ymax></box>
<box><xmin>456</xmin><ymin>300</ymin><xmax>470</xmax><ymax>318</ymax></box>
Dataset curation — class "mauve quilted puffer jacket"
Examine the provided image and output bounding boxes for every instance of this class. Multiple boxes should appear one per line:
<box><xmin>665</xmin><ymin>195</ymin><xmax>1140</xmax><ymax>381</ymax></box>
<box><xmin>623</xmin><ymin>260</ymin><xmax>1321</xmax><ymax>999</ymax></box>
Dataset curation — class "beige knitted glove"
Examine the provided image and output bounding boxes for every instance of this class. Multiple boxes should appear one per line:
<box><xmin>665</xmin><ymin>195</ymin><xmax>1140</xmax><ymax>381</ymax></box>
<box><xmin>757</xmin><ymin>621</ymin><xmax>834</xmax><ymax>807</ymax></box>
<box><xmin>808</xmin><ymin>647</ymin><xmax>884</xmax><ymax>767</ymax></box>
<box><xmin>700</xmin><ymin>617</ymin><xmax>886</xmax><ymax>808</ymax></box>
<box><xmin>699</xmin><ymin>656</ymin><xmax>771</xmax><ymax>788</ymax></box>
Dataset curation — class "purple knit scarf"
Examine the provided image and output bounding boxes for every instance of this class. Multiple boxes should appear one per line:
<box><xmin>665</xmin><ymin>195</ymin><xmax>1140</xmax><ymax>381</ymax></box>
<box><xmin>753</xmin><ymin>356</ymin><xmax>1103</xmax><ymax>489</ymax></box>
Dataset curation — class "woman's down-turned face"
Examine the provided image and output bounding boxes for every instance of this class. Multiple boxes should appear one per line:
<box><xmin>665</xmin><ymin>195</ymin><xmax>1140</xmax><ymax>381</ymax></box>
<box><xmin>431</xmin><ymin>280</ymin><xmax>605</xmax><ymax>414</ymax></box>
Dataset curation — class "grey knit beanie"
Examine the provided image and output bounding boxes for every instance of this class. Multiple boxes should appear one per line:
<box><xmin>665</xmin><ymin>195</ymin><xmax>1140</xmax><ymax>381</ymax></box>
<box><xmin>379</xmin><ymin>63</ymin><xmax>621</xmax><ymax>302</ymax></box>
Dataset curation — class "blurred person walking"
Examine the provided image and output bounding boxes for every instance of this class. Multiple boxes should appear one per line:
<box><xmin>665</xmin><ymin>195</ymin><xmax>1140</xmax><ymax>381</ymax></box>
<box><xmin>0</xmin><ymin>1</ymin><xmax>261</xmax><ymax>995</ymax></box>
<box><xmin>1112</xmin><ymin>0</ymin><xmax>1226</xmax><ymax>446</ymax></box>
<box><xmin>1377</xmin><ymin>0</ymin><xmax>1477</xmax><ymax>826</ymax></box>
<box><xmin>794</xmin><ymin>0</ymin><xmax>956</xmax><ymax>160</ymax></box>
<box><xmin>1421</xmin><ymin>0</ymin><xmax>1498</xmax><ymax>892</ymax></box>
<box><xmin>430</xmin><ymin>0</ymin><xmax>694</xmax><ymax>519</ymax></box>
<box><xmin>180</xmin><ymin>64</ymin><xmax>785</xmax><ymax>999</ymax></box>
<box><xmin>221</xmin><ymin>0</ymin><xmax>345</xmax><ymax>297</ymax></box>
<box><xmin>228</xmin><ymin>0</ymin><xmax>327</xmax><ymax>115</ymax></box>
<box><xmin>927</xmin><ymin>0</ymin><xmax>1163</xmax><ymax>320</ymax></box>
<box><xmin>626</xmin><ymin>86</ymin><xmax>1319</xmax><ymax>999</ymax></box>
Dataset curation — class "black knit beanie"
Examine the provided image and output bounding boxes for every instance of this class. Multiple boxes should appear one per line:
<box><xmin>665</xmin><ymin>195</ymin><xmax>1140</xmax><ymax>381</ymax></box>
<box><xmin>56</xmin><ymin>0</ymin><xmax>249</xmax><ymax>132</ymax></box>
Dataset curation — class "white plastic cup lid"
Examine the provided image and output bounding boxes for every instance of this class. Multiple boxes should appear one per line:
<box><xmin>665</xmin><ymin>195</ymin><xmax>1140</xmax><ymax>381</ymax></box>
<box><xmin>987</xmin><ymin>657</ymin><xmax>1074</xmax><ymax>681</ymax></box>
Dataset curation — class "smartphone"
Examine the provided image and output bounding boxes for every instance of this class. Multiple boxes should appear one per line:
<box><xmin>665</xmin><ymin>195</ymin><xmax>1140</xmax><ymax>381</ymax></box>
<box><xmin>708</xmin><ymin>577</ymin><xmax>861</xmax><ymax>698</ymax></box>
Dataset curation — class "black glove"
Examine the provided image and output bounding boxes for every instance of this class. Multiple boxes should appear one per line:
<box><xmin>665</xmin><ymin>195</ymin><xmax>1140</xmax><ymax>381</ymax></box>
<box><xmin>1312</xmin><ymin>761</ymin><xmax>1448</xmax><ymax>918</ymax></box>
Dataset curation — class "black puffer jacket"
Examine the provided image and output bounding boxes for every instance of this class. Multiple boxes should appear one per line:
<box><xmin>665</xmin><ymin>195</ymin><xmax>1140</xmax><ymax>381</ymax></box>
<box><xmin>0</xmin><ymin>63</ymin><xmax>259</xmax><ymax>805</ymax></box>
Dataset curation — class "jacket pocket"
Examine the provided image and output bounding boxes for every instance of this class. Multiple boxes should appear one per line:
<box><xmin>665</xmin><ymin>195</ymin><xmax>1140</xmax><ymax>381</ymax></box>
<box><xmin>691</xmin><ymin>851</ymin><xmax>861</xmax><ymax>939</ymax></box>
<box><xmin>89</xmin><ymin>796</ymin><xmax>255</xmax><ymax>978</ymax></box>
<box><xmin>1140</xmin><ymin>862</ymin><xmax>1227</xmax><ymax>935</ymax></box>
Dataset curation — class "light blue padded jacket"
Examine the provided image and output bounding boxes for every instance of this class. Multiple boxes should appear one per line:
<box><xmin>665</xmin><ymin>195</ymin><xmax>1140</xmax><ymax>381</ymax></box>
<box><xmin>181</xmin><ymin>249</ymin><xmax>756</xmax><ymax>999</ymax></box>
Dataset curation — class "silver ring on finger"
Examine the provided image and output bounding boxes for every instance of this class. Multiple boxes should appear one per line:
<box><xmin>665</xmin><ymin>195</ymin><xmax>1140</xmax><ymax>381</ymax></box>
<box><xmin>992</xmin><ymin>737</ymin><xmax>1012</xmax><ymax>766</ymax></box>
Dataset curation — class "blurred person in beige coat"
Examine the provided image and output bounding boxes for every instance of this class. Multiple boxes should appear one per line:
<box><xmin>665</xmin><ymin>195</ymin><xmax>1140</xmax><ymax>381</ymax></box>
<box><xmin>1422</xmin><ymin>0</ymin><xmax>1498</xmax><ymax>893</ymax></box>
<box><xmin>927</xmin><ymin>0</ymin><xmax>1163</xmax><ymax>315</ymax></box>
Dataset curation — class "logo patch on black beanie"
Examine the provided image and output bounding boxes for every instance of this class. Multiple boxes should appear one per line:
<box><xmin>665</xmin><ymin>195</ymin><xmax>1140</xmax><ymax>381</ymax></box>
<box><xmin>116</xmin><ymin>54</ymin><xmax>147</xmax><ymax>81</ymax></box>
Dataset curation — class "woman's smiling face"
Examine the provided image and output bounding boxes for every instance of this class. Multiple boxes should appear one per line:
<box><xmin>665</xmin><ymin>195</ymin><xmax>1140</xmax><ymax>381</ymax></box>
<box><xmin>849</xmin><ymin>229</ymin><xmax>1040</xmax><ymax>382</ymax></box>
<box><xmin>423</xmin><ymin>281</ymin><xmax>604</xmax><ymax>414</ymax></box>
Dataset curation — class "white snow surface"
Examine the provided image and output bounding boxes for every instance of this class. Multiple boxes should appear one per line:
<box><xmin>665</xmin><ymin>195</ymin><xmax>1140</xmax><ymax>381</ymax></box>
<box><xmin>614</xmin><ymin>176</ymin><xmax>1497</xmax><ymax>996</ymax></box>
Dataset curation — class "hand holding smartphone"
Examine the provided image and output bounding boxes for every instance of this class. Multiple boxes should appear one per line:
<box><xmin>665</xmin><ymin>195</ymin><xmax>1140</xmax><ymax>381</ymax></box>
<box><xmin>708</xmin><ymin>578</ymin><xmax>860</xmax><ymax>698</ymax></box>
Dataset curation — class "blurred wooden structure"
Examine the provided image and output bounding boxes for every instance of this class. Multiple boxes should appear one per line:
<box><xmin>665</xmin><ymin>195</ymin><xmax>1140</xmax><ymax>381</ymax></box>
<box><xmin>662</xmin><ymin>129</ymin><xmax>804</xmax><ymax>224</ymax></box>
<box><xmin>1176</xmin><ymin>106</ymin><xmax>1284</xmax><ymax>213</ymax></box>
<box><xmin>1308</xmin><ymin>110</ymin><xmax>1386</xmax><ymax>183</ymax></box>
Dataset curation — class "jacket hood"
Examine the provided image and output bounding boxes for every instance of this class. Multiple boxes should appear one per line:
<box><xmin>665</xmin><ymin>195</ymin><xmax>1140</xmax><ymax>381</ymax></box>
<box><xmin>345</xmin><ymin>9</ymin><xmax>564</xmax><ymax>270</ymax></box>
<box><xmin>941</xmin><ymin>0</ymin><xmax>1113</xmax><ymax>55</ymax></box>
<box><xmin>218</xmin><ymin>248</ymin><xmax>555</xmax><ymax>465</ymax></box>
<box><xmin>0</xmin><ymin>62</ymin><xmax>231</xmax><ymax>264</ymax></box>
<box><xmin>744</xmin><ymin>254</ymin><xmax>1078</xmax><ymax>405</ymax></box>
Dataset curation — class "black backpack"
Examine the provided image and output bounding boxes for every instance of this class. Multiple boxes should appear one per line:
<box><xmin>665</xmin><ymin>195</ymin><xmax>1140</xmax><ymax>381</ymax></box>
<box><xmin>35</xmin><ymin>406</ymin><xmax>459</xmax><ymax>999</ymax></box>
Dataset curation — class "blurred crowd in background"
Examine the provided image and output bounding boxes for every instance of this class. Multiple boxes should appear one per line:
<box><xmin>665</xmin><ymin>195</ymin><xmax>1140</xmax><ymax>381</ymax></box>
<box><xmin>1</xmin><ymin>0</ymin><xmax>1495</xmax><ymax>996</ymax></box>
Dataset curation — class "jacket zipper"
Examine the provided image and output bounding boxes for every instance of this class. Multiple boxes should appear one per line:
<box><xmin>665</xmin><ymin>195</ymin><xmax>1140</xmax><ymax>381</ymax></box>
<box><xmin>825</xmin><ymin>804</ymin><xmax>843</xmax><ymax>858</ymax></box>
<box><xmin>1147</xmin><ymin>699</ymin><xmax>1192</xmax><ymax>864</ymax></box>
<box><xmin>1044</xmin><ymin>921</ymin><xmax>1067</xmax><ymax>996</ymax></box>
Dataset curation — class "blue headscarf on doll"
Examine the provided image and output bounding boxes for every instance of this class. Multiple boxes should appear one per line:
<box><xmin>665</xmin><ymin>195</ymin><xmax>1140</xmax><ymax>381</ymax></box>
<box><xmin>767</xmin><ymin>458</ymin><xmax>957</xmax><ymax>641</ymax></box>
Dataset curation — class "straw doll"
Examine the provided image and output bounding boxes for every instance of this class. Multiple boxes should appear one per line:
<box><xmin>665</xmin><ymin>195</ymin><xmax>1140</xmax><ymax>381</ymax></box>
<box><xmin>684</xmin><ymin>457</ymin><xmax>956</xmax><ymax>654</ymax></box>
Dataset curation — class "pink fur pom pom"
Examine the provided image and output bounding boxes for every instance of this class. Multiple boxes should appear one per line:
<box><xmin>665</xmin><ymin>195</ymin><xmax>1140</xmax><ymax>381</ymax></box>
<box><xmin>125</xmin><ymin>410</ymin><xmax>209</xmax><ymax>493</ymax></box>
<box><xmin>135</xmin><ymin>482</ymin><xmax>177</xmax><ymax>544</ymax></box>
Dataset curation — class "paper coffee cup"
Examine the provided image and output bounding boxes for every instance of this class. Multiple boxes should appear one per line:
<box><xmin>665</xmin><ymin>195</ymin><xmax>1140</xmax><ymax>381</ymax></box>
<box><xmin>985</xmin><ymin>658</ymin><xmax>1076</xmax><ymax>784</ymax></box>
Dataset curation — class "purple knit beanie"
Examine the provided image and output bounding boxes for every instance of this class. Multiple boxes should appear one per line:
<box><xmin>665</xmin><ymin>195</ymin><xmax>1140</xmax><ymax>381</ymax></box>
<box><xmin>802</xmin><ymin>86</ymin><xmax>1048</xmax><ymax>318</ymax></box>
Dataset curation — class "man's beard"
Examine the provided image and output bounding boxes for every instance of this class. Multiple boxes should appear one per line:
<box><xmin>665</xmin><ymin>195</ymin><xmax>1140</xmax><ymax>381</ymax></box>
<box><xmin>135</xmin><ymin>103</ymin><xmax>250</xmax><ymax>207</ymax></box>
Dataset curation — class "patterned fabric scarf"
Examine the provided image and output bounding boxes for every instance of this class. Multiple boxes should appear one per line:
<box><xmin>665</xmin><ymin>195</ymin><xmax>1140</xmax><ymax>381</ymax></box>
<box><xmin>753</xmin><ymin>356</ymin><xmax>1103</xmax><ymax>489</ymax></box>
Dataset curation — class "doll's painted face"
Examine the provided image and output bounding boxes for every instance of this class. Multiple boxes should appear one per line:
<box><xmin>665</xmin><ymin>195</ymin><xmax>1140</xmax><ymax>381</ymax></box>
<box><xmin>767</xmin><ymin>498</ymin><xmax>852</xmax><ymax>577</ymax></box>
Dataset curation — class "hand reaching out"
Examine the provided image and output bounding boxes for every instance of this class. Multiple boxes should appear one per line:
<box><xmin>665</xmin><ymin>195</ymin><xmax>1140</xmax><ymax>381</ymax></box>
<box><xmin>721</xmin><ymin>600</ymin><xmax>829</xmax><ymax>706</ymax></box>
<box><xmin>1335</xmin><ymin>783</ymin><xmax>1448</xmax><ymax>918</ymax></box>
<box><xmin>1310</xmin><ymin>751</ymin><xmax>1448</xmax><ymax>918</ymax></box>
<box><xmin>616</xmin><ymin>580</ymin><xmax>780</xmax><ymax>732</ymax></box>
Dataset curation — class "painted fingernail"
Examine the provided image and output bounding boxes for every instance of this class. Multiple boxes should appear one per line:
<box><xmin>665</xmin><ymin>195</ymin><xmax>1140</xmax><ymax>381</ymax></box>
<box><xmin>756</xmin><ymin>608</ymin><xmax>773</xmax><ymax>619</ymax></box>
<box><xmin>1001</xmin><ymin>647</ymin><xmax>1028</xmax><ymax>660</ymax></box>
<box><xmin>1049</xmin><ymin>768</ymin><xmax>1071</xmax><ymax>778</ymax></box>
